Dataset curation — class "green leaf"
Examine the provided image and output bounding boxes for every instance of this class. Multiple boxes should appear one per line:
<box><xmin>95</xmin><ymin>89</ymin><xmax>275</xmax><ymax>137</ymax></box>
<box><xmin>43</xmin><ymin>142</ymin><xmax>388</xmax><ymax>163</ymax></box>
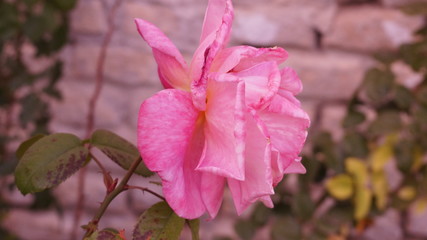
<box><xmin>368</xmin><ymin>110</ymin><xmax>401</xmax><ymax>137</ymax></box>
<box><xmin>400</xmin><ymin>41</ymin><xmax>427</xmax><ymax>72</ymax></box>
<box><xmin>0</xmin><ymin>2</ymin><xmax>19</xmax><ymax>41</ymax></box>
<box><xmin>416</xmin><ymin>86</ymin><xmax>427</xmax><ymax>107</ymax></box>
<box><xmin>85</xmin><ymin>228</ymin><xmax>124</xmax><ymax>240</ymax></box>
<box><xmin>313</xmin><ymin>132</ymin><xmax>342</xmax><ymax>172</ymax></box>
<box><xmin>342</xmin><ymin>110</ymin><xmax>366</xmax><ymax>128</ymax></box>
<box><xmin>15</xmin><ymin>134</ymin><xmax>46</xmax><ymax>160</ymax></box>
<box><xmin>187</xmin><ymin>219</ymin><xmax>200</xmax><ymax>240</ymax></box>
<box><xmin>299</xmin><ymin>156</ymin><xmax>326</xmax><ymax>184</ymax></box>
<box><xmin>14</xmin><ymin>133</ymin><xmax>88</xmax><ymax>194</ymax></box>
<box><xmin>91</xmin><ymin>130</ymin><xmax>153</xmax><ymax>177</ymax></box>
<box><xmin>50</xmin><ymin>0</ymin><xmax>78</xmax><ymax>11</ymax></box>
<box><xmin>133</xmin><ymin>201</ymin><xmax>185</xmax><ymax>240</ymax></box>
<box><xmin>23</xmin><ymin>16</ymin><xmax>47</xmax><ymax>42</ymax></box>
<box><xmin>342</xmin><ymin>132</ymin><xmax>368</xmax><ymax>158</ymax></box>
<box><xmin>394</xmin><ymin>85</ymin><xmax>413</xmax><ymax>110</ymax></box>
<box><xmin>50</xmin><ymin>22</ymin><xmax>70</xmax><ymax>52</ymax></box>
<box><xmin>326</xmin><ymin>174</ymin><xmax>354</xmax><ymax>200</ymax></box>
<box><xmin>270</xmin><ymin>217</ymin><xmax>302</xmax><ymax>240</ymax></box>
<box><xmin>362</xmin><ymin>68</ymin><xmax>394</xmax><ymax>105</ymax></box>
<box><xmin>394</xmin><ymin>139</ymin><xmax>416</xmax><ymax>173</ymax></box>
<box><xmin>19</xmin><ymin>93</ymin><xmax>47</xmax><ymax>128</ymax></box>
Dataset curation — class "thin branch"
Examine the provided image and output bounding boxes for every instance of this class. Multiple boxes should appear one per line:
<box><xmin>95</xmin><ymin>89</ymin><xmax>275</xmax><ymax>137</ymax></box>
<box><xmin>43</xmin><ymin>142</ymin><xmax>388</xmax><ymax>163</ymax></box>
<box><xmin>125</xmin><ymin>185</ymin><xmax>165</xmax><ymax>201</ymax></box>
<box><xmin>90</xmin><ymin>152</ymin><xmax>109</xmax><ymax>176</ymax></box>
<box><xmin>83</xmin><ymin>157</ymin><xmax>143</xmax><ymax>238</ymax></box>
<box><xmin>70</xmin><ymin>0</ymin><xmax>125</xmax><ymax>239</ymax></box>
<box><xmin>85</xmin><ymin>0</ymin><xmax>120</xmax><ymax>136</ymax></box>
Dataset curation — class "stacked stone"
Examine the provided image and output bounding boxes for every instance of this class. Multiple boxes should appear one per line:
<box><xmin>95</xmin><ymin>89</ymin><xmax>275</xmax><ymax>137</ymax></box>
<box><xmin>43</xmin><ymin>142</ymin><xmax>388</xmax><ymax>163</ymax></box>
<box><xmin>2</xmin><ymin>0</ymin><xmax>426</xmax><ymax>239</ymax></box>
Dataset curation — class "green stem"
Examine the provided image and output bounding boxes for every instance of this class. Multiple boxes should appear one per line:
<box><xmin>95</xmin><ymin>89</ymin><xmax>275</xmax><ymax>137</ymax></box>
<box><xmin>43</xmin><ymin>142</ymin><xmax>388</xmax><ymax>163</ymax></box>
<box><xmin>82</xmin><ymin>156</ymin><xmax>142</xmax><ymax>239</ymax></box>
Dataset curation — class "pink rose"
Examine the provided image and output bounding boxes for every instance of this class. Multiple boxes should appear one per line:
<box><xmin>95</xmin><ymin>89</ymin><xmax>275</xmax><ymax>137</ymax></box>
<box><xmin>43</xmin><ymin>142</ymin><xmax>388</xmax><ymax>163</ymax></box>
<box><xmin>136</xmin><ymin>0</ymin><xmax>310</xmax><ymax>219</ymax></box>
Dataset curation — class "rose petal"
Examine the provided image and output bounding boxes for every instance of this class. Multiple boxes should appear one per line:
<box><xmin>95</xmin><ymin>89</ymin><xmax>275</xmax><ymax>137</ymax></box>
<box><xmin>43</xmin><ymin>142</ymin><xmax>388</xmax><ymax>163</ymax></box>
<box><xmin>271</xmin><ymin>151</ymin><xmax>305</xmax><ymax>186</ymax></box>
<box><xmin>267</xmin><ymin>93</ymin><xmax>308</xmax><ymax>119</ymax></box>
<box><xmin>197</xmin><ymin>77</ymin><xmax>246</xmax><ymax>180</ymax></box>
<box><xmin>261</xmin><ymin>113</ymin><xmax>308</xmax><ymax>159</ymax></box>
<box><xmin>279</xmin><ymin>67</ymin><xmax>303</xmax><ymax>95</ymax></box>
<box><xmin>200</xmin><ymin>173</ymin><xmax>226</xmax><ymax>219</ymax></box>
<box><xmin>228</xmin><ymin>112</ymin><xmax>274</xmax><ymax>215</ymax></box>
<box><xmin>211</xmin><ymin>46</ymin><xmax>288</xmax><ymax>74</ymax></box>
<box><xmin>233</xmin><ymin>61</ymin><xmax>281</xmax><ymax>109</ymax></box>
<box><xmin>137</xmin><ymin>89</ymin><xmax>205</xmax><ymax>218</ymax></box>
<box><xmin>284</xmin><ymin>157</ymin><xmax>306</xmax><ymax>174</ymax></box>
<box><xmin>257</xmin><ymin>96</ymin><xmax>309</xmax><ymax>179</ymax></box>
<box><xmin>190</xmin><ymin>0</ymin><xmax>233</xmax><ymax>110</ymax></box>
<box><xmin>260</xmin><ymin>196</ymin><xmax>274</xmax><ymax>208</ymax></box>
<box><xmin>200</xmin><ymin>0</ymin><xmax>230</xmax><ymax>44</ymax></box>
<box><xmin>135</xmin><ymin>18</ymin><xmax>190</xmax><ymax>90</ymax></box>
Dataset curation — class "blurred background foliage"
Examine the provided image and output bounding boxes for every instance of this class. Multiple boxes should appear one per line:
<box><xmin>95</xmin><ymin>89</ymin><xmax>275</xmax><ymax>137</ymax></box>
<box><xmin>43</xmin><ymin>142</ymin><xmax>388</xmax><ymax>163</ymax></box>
<box><xmin>0</xmin><ymin>0</ymin><xmax>76</xmax><ymax>238</ymax></box>
<box><xmin>0</xmin><ymin>0</ymin><xmax>427</xmax><ymax>240</ymax></box>
<box><xmin>231</xmin><ymin>3</ymin><xmax>427</xmax><ymax>240</ymax></box>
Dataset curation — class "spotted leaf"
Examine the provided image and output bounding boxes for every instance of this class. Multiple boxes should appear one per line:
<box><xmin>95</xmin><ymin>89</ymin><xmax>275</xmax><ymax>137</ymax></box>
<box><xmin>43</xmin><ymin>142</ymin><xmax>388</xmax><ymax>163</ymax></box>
<box><xmin>15</xmin><ymin>133</ymin><xmax>88</xmax><ymax>195</ymax></box>
<box><xmin>133</xmin><ymin>201</ymin><xmax>185</xmax><ymax>240</ymax></box>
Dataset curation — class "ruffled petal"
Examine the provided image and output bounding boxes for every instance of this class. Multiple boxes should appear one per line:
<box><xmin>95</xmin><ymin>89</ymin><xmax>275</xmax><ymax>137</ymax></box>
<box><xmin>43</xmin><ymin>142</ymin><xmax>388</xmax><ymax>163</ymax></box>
<box><xmin>267</xmin><ymin>93</ymin><xmax>308</xmax><ymax>119</ymax></box>
<box><xmin>260</xmin><ymin>111</ymin><xmax>308</xmax><ymax>160</ymax></box>
<box><xmin>197</xmin><ymin>76</ymin><xmax>246</xmax><ymax>180</ymax></box>
<box><xmin>135</xmin><ymin>18</ymin><xmax>190</xmax><ymax>90</ymax></box>
<box><xmin>137</xmin><ymin>89</ymin><xmax>205</xmax><ymax>219</ymax></box>
<box><xmin>271</xmin><ymin>151</ymin><xmax>305</xmax><ymax>186</ymax></box>
<box><xmin>228</xmin><ymin>111</ymin><xmax>274</xmax><ymax>215</ymax></box>
<box><xmin>258</xmin><ymin>95</ymin><xmax>309</xmax><ymax>183</ymax></box>
<box><xmin>233</xmin><ymin>61</ymin><xmax>281</xmax><ymax>109</ymax></box>
<box><xmin>190</xmin><ymin>0</ymin><xmax>233</xmax><ymax>110</ymax></box>
<box><xmin>211</xmin><ymin>46</ymin><xmax>288</xmax><ymax>74</ymax></box>
<box><xmin>279</xmin><ymin>67</ymin><xmax>303</xmax><ymax>95</ymax></box>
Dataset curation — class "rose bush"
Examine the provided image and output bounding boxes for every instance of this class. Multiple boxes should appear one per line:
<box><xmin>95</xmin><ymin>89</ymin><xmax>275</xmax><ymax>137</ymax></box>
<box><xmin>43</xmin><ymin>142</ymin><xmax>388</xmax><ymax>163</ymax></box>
<box><xmin>136</xmin><ymin>0</ymin><xmax>310</xmax><ymax>219</ymax></box>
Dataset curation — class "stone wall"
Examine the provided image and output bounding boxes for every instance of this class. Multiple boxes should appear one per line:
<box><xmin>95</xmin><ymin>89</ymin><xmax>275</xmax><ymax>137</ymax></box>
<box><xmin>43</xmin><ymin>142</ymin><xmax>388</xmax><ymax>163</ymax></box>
<box><xmin>2</xmin><ymin>0</ymin><xmax>426</xmax><ymax>239</ymax></box>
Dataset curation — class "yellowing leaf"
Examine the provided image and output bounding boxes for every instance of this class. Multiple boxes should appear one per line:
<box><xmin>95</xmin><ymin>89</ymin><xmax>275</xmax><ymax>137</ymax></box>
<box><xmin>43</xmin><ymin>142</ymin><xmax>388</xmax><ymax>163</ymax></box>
<box><xmin>355</xmin><ymin>187</ymin><xmax>372</xmax><ymax>220</ymax></box>
<box><xmin>326</xmin><ymin>174</ymin><xmax>354</xmax><ymax>200</ymax></box>
<box><xmin>414</xmin><ymin>197</ymin><xmax>427</xmax><ymax>214</ymax></box>
<box><xmin>411</xmin><ymin>146</ymin><xmax>423</xmax><ymax>172</ymax></box>
<box><xmin>345</xmin><ymin>158</ymin><xmax>372</xmax><ymax>220</ymax></box>
<box><xmin>398</xmin><ymin>186</ymin><xmax>417</xmax><ymax>201</ymax></box>
<box><xmin>370</xmin><ymin>140</ymin><xmax>394</xmax><ymax>172</ymax></box>
<box><xmin>345</xmin><ymin>158</ymin><xmax>368</xmax><ymax>187</ymax></box>
<box><xmin>372</xmin><ymin>171</ymin><xmax>388</xmax><ymax>210</ymax></box>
